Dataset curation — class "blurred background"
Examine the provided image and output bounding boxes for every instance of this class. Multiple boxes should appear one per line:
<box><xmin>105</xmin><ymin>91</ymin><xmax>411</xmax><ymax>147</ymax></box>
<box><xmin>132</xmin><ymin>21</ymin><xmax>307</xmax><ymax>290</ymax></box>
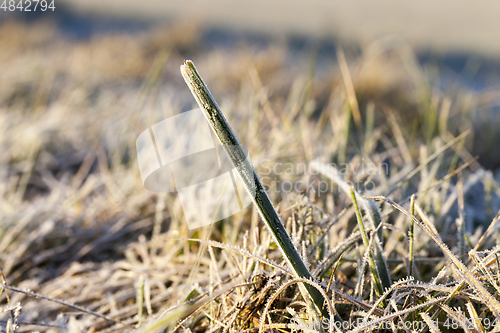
<box><xmin>2</xmin><ymin>0</ymin><xmax>500</xmax><ymax>166</ymax></box>
<box><xmin>57</xmin><ymin>0</ymin><xmax>500</xmax><ymax>57</ymax></box>
<box><xmin>2</xmin><ymin>1</ymin><xmax>500</xmax><ymax>331</ymax></box>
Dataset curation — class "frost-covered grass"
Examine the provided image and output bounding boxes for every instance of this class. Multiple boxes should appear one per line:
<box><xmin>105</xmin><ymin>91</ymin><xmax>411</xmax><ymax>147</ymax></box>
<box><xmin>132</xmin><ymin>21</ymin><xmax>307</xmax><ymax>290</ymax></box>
<box><xmin>1</xmin><ymin>20</ymin><xmax>500</xmax><ymax>332</ymax></box>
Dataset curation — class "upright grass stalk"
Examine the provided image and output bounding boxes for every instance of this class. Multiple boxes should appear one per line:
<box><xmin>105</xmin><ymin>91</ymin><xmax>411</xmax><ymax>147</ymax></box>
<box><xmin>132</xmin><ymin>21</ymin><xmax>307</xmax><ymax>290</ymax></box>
<box><xmin>409</xmin><ymin>194</ymin><xmax>415</xmax><ymax>277</ymax></box>
<box><xmin>365</xmin><ymin>194</ymin><xmax>500</xmax><ymax>317</ymax></box>
<box><xmin>350</xmin><ymin>189</ymin><xmax>385</xmax><ymax>304</ymax></box>
<box><xmin>180</xmin><ymin>60</ymin><xmax>327</xmax><ymax>315</ymax></box>
<box><xmin>409</xmin><ymin>194</ymin><xmax>416</xmax><ymax>323</ymax></box>
<box><xmin>310</xmin><ymin>161</ymin><xmax>392</xmax><ymax>291</ymax></box>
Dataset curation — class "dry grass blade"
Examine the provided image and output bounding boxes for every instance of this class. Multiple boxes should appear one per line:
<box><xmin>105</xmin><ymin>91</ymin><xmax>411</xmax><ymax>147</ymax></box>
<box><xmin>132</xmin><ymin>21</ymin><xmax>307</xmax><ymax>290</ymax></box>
<box><xmin>3</xmin><ymin>285</ymin><xmax>131</xmax><ymax>329</ymax></box>
<box><xmin>364</xmin><ymin>194</ymin><xmax>500</xmax><ymax>317</ymax></box>
<box><xmin>420</xmin><ymin>312</ymin><xmax>442</xmax><ymax>333</ymax></box>
<box><xmin>467</xmin><ymin>209</ymin><xmax>500</xmax><ymax>263</ymax></box>
<box><xmin>349</xmin><ymin>296</ymin><xmax>449</xmax><ymax>333</ymax></box>
<box><xmin>183</xmin><ymin>238</ymin><xmax>291</xmax><ymax>274</ymax></box>
<box><xmin>337</xmin><ymin>47</ymin><xmax>362</xmax><ymax>131</ymax></box>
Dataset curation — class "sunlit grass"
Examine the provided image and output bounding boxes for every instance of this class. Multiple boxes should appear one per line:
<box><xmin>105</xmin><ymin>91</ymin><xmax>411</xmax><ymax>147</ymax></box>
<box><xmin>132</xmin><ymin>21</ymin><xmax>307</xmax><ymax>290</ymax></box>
<box><xmin>1</xmin><ymin>20</ymin><xmax>500</xmax><ymax>332</ymax></box>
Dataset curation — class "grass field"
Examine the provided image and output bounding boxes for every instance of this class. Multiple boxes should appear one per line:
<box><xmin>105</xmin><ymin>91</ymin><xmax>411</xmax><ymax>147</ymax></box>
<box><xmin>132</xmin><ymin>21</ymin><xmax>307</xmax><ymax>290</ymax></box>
<box><xmin>1</xmin><ymin>19</ymin><xmax>500</xmax><ymax>332</ymax></box>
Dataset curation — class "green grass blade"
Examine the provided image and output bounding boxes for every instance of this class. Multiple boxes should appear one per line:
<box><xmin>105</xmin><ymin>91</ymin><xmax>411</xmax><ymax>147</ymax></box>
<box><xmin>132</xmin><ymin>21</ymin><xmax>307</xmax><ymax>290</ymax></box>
<box><xmin>180</xmin><ymin>60</ymin><xmax>327</xmax><ymax>316</ymax></box>
<box><xmin>350</xmin><ymin>189</ymin><xmax>385</xmax><ymax>304</ymax></box>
